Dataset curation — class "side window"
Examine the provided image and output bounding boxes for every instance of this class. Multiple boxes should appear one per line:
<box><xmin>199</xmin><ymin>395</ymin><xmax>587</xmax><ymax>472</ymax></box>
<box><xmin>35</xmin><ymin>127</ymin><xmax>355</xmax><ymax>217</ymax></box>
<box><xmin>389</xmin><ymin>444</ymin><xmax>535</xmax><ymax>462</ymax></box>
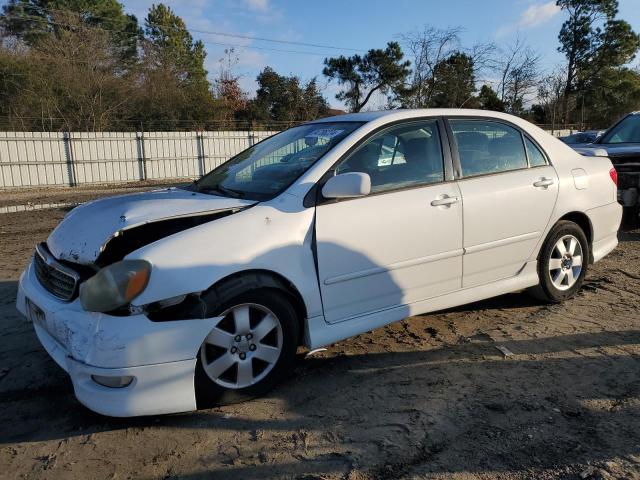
<box><xmin>336</xmin><ymin>120</ymin><xmax>444</xmax><ymax>194</ymax></box>
<box><xmin>377</xmin><ymin>135</ymin><xmax>406</xmax><ymax>166</ymax></box>
<box><xmin>450</xmin><ymin>120</ymin><xmax>528</xmax><ymax>177</ymax></box>
<box><xmin>525</xmin><ymin>137</ymin><xmax>547</xmax><ymax>167</ymax></box>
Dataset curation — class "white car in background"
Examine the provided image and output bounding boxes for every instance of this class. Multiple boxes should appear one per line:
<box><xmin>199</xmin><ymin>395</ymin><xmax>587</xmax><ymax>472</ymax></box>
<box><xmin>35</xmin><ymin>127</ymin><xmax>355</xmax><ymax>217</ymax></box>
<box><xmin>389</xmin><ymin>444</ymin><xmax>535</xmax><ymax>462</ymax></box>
<box><xmin>16</xmin><ymin>109</ymin><xmax>621</xmax><ymax>417</ymax></box>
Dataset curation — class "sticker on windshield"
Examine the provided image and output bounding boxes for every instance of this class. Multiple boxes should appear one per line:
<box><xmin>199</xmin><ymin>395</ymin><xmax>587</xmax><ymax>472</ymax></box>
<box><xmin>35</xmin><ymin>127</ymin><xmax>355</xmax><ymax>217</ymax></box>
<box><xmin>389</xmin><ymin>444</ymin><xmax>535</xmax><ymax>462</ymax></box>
<box><xmin>306</xmin><ymin>128</ymin><xmax>345</xmax><ymax>139</ymax></box>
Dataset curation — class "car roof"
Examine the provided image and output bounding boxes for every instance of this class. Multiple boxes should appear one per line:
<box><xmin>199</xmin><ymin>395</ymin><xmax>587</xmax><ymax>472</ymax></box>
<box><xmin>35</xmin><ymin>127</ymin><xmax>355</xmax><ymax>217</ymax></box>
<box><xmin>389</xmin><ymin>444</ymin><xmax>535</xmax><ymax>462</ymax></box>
<box><xmin>311</xmin><ymin>108</ymin><xmax>533</xmax><ymax>125</ymax></box>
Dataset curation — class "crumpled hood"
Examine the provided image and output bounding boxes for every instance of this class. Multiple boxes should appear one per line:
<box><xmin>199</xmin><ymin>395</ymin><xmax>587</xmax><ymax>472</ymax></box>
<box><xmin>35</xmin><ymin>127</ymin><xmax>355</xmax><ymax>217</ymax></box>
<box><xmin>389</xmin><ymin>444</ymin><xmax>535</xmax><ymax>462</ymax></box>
<box><xmin>47</xmin><ymin>187</ymin><xmax>256</xmax><ymax>264</ymax></box>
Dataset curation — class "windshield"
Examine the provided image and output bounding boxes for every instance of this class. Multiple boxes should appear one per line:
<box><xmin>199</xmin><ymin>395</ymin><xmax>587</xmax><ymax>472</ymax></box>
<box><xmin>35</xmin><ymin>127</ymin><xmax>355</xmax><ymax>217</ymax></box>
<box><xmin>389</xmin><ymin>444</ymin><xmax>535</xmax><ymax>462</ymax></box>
<box><xmin>193</xmin><ymin>122</ymin><xmax>363</xmax><ymax>200</ymax></box>
<box><xmin>600</xmin><ymin>114</ymin><xmax>640</xmax><ymax>144</ymax></box>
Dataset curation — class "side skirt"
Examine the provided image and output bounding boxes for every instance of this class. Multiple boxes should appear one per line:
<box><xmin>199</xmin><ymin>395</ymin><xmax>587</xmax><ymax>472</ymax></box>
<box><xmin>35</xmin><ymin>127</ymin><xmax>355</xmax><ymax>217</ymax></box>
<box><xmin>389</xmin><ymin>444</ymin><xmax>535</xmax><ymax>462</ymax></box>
<box><xmin>306</xmin><ymin>261</ymin><xmax>539</xmax><ymax>349</ymax></box>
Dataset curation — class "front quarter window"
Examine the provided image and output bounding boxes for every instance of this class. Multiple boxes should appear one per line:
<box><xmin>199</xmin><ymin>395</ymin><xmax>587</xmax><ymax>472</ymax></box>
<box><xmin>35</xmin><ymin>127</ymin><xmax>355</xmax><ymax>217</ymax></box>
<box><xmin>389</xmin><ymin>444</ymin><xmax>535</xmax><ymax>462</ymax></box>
<box><xmin>194</xmin><ymin>122</ymin><xmax>362</xmax><ymax>201</ymax></box>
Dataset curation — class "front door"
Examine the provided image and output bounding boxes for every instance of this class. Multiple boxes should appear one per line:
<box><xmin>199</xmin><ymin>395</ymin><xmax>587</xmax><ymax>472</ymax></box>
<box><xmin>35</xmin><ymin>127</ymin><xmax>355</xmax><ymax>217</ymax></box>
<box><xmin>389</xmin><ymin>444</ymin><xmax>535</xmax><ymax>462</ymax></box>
<box><xmin>315</xmin><ymin>119</ymin><xmax>464</xmax><ymax>323</ymax></box>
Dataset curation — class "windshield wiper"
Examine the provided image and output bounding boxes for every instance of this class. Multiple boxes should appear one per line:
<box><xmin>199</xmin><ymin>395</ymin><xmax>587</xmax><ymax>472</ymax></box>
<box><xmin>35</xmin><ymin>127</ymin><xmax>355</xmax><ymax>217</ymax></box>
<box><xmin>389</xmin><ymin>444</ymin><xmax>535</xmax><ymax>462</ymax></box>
<box><xmin>200</xmin><ymin>184</ymin><xmax>244</xmax><ymax>198</ymax></box>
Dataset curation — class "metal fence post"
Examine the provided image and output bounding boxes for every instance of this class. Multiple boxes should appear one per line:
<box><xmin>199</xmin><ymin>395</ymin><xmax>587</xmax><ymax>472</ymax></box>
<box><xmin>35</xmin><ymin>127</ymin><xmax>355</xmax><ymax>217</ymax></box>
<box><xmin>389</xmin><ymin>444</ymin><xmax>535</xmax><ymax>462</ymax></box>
<box><xmin>63</xmin><ymin>132</ymin><xmax>76</xmax><ymax>186</ymax></box>
<box><xmin>136</xmin><ymin>131</ymin><xmax>147</xmax><ymax>181</ymax></box>
<box><xmin>248</xmin><ymin>130</ymin><xmax>255</xmax><ymax>147</ymax></box>
<box><xmin>196</xmin><ymin>130</ymin><xmax>205</xmax><ymax>176</ymax></box>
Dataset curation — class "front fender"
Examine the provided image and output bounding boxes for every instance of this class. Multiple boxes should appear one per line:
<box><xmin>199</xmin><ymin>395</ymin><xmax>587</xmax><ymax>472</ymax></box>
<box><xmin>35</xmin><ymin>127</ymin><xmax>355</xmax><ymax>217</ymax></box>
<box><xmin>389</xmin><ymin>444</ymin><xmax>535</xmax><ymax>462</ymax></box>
<box><xmin>127</xmin><ymin>196</ymin><xmax>322</xmax><ymax>319</ymax></box>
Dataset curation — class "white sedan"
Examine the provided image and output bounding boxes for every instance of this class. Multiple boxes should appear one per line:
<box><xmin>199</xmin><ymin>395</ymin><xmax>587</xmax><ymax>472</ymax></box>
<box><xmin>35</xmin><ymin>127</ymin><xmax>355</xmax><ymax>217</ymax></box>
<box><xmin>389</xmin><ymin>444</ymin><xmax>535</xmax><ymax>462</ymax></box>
<box><xmin>16</xmin><ymin>109</ymin><xmax>621</xmax><ymax>417</ymax></box>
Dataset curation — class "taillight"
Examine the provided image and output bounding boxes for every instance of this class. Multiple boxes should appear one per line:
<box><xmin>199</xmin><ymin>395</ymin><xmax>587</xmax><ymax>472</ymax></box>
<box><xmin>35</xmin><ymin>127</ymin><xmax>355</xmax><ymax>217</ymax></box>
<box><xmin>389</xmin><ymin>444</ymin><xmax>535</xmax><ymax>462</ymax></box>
<box><xmin>609</xmin><ymin>168</ymin><xmax>618</xmax><ymax>186</ymax></box>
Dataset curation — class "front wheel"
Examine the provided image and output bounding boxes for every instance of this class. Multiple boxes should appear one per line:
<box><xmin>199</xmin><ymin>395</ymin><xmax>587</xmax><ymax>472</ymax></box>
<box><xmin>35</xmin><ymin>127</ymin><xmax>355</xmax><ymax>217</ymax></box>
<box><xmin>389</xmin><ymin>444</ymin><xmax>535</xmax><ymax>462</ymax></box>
<box><xmin>195</xmin><ymin>289</ymin><xmax>299</xmax><ymax>407</ymax></box>
<box><xmin>529</xmin><ymin>220</ymin><xmax>589</xmax><ymax>303</ymax></box>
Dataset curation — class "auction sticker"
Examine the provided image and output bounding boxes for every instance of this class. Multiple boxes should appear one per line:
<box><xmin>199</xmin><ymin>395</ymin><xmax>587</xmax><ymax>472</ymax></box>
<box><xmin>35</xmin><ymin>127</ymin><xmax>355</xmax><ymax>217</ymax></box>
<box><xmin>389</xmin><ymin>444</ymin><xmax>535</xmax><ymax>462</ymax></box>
<box><xmin>306</xmin><ymin>128</ymin><xmax>345</xmax><ymax>139</ymax></box>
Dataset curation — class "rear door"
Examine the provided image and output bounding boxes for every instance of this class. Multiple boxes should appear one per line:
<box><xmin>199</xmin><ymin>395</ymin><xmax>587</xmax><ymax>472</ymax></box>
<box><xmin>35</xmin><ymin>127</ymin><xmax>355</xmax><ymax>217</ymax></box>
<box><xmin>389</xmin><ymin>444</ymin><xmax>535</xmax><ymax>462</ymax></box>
<box><xmin>447</xmin><ymin>118</ymin><xmax>559</xmax><ymax>287</ymax></box>
<box><xmin>314</xmin><ymin>119</ymin><xmax>463</xmax><ymax>323</ymax></box>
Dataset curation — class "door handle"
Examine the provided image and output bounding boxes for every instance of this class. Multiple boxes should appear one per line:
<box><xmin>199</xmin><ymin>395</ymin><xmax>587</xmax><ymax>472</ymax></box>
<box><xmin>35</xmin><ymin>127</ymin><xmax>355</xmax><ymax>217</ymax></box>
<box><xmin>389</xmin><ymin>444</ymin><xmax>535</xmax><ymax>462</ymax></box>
<box><xmin>533</xmin><ymin>178</ymin><xmax>555</xmax><ymax>188</ymax></box>
<box><xmin>430</xmin><ymin>195</ymin><xmax>459</xmax><ymax>207</ymax></box>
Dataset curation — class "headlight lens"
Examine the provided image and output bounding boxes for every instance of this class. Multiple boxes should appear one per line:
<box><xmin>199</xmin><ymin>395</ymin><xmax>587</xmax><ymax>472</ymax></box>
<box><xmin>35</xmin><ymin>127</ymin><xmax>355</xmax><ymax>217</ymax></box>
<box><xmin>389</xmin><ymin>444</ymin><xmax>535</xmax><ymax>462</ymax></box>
<box><xmin>80</xmin><ymin>260</ymin><xmax>151</xmax><ymax>312</ymax></box>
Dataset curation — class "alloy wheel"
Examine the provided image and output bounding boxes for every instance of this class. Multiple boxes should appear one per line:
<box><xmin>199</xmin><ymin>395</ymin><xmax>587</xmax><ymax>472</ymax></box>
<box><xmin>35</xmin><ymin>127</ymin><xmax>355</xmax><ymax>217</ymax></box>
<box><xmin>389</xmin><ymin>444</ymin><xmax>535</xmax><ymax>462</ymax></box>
<box><xmin>200</xmin><ymin>303</ymin><xmax>283</xmax><ymax>389</ymax></box>
<box><xmin>548</xmin><ymin>234</ymin><xmax>583</xmax><ymax>291</ymax></box>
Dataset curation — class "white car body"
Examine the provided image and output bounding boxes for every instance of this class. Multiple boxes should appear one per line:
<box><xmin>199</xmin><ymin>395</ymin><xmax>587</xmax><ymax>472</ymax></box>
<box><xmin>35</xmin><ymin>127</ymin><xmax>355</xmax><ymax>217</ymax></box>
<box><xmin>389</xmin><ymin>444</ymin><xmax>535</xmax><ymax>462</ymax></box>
<box><xmin>16</xmin><ymin>109</ymin><xmax>621</xmax><ymax>417</ymax></box>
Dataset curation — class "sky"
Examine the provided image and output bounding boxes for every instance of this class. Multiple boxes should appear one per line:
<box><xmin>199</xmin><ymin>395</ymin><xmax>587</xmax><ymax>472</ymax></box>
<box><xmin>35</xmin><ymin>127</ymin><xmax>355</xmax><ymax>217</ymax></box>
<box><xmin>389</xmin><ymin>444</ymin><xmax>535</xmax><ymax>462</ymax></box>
<box><xmin>123</xmin><ymin>0</ymin><xmax>640</xmax><ymax>109</ymax></box>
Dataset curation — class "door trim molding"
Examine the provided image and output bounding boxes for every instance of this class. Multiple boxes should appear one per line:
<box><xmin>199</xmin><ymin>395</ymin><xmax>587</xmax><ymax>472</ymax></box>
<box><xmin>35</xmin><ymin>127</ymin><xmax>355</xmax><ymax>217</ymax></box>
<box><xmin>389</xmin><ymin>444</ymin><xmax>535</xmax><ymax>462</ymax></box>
<box><xmin>323</xmin><ymin>248</ymin><xmax>463</xmax><ymax>285</ymax></box>
<box><xmin>464</xmin><ymin>231</ymin><xmax>540</xmax><ymax>255</ymax></box>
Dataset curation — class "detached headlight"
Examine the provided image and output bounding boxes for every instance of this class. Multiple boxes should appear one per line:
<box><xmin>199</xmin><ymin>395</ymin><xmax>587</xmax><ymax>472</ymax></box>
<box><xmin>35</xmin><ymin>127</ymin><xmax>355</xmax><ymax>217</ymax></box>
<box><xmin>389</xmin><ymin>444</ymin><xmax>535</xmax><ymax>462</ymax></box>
<box><xmin>80</xmin><ymin>260</ymin><xmax>151</xmax><ymax>312</ymax></box>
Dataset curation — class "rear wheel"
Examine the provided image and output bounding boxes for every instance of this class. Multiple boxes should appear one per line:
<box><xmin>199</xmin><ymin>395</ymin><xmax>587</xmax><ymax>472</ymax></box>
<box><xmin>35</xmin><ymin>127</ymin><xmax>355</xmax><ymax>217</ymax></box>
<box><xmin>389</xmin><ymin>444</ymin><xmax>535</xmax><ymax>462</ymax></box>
<box><xmin>195</xmin><ymin>289</ymin><xmax>299</xmax><ymax>407</ymax></box>
<box><xmin>529</xmin><ymin>220</ymin><xmax>589</xmax><ymax>303</ymax></box>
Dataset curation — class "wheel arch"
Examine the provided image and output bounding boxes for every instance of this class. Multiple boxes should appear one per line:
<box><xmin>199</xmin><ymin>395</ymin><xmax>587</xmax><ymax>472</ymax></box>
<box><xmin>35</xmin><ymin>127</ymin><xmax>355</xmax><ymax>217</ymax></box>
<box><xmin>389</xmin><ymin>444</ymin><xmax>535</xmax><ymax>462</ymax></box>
<box><xmin>206</xmin><ymin>269</ymin><xmax>308</xmax><ymax>345</ymax></box>
<box><xmin>147</xmin><ymin>269</ymin><xmax>310</xmax><ymax>346</ymax></box>
<box><xmin>556</xmin><ymin>211</ymin><xmax>594</xmax><ymax>263</ymax></box>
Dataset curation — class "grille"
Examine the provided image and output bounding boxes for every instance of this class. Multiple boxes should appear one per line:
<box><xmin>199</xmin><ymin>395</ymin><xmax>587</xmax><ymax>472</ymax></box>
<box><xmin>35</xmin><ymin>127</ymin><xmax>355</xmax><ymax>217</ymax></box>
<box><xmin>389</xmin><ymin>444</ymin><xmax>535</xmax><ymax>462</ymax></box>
<box><xmin>33</xmin><ymin>243</ymin><xmax>80</xmax><ymax>301</ymax></box>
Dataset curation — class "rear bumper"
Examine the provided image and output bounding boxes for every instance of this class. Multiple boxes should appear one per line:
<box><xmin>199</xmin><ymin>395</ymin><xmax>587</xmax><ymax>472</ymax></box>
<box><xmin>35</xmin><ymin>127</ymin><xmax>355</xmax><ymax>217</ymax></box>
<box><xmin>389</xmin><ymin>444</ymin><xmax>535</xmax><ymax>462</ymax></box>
<box><xmin>17</xmin><ymin>261</ymin><xmax>220</xmax><ymax>417</ymax></box>
<box><xmin>591</xmin><ymin>233</ymin><xmax>619</xmax><ymax>263</ymax></box>
<box><xmin>586</xmin><ymin>202</ymin><xmax>622</xmax><ymax>263</ymax></box>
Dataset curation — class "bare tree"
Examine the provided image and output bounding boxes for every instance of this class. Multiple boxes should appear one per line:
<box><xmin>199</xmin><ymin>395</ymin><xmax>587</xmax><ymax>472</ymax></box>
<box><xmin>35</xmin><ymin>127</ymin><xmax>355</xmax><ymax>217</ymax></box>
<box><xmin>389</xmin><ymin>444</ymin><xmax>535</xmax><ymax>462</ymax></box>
<box><xmin>400</xmin><ymin>26</ymin><xmax>462</xmax><ymax>107</ymax></box>
<box><xmin>537</xmin><ymin>67</ymin><xmax>569</xmax><ymax>133</ymax></box>
<box><xmin>496</xmin><ymin>37</ymin><xmax>540</xmax><ymax>114</ymax></box>
<box><xmin>400</xmin><ymin>26</ymin><xmax>497</xmax><ymax>108</ymax></box>
<box><xmin>468</xmin><ymin>41</ymin><xmax>498</xmax><ymax>84</ymax></box>
<box><xmin>213</xmin><ymin>48</ymin><xmax>247</xmax><ymax>127</ymax></box>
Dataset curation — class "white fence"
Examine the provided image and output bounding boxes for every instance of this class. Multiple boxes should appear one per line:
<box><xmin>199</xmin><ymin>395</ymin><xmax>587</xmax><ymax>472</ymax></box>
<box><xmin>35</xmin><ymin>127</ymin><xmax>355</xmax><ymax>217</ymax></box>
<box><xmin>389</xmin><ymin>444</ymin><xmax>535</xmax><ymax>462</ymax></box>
<box><xmin>0</xmin><ymin>130</ymin><xmax>278</xmax><ymax>188</ymax></box>
<box><xmin>0</xmin><ymin>127</ymin><xmax>574</xmax><ymax>189</ymax></box>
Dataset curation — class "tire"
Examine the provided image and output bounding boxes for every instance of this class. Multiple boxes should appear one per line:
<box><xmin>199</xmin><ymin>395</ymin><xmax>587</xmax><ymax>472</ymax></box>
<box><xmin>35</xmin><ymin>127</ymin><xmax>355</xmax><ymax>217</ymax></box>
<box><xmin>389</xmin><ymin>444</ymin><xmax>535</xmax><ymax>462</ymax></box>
<box><xmin>529</xmin><ymin>220</ymin><xmax>589</xmax><ymax>303</ymax></box>
<box><xmin>195</xmin><ymin>288</ymin><xmax>300</xmax><ymax>407</ymax></box>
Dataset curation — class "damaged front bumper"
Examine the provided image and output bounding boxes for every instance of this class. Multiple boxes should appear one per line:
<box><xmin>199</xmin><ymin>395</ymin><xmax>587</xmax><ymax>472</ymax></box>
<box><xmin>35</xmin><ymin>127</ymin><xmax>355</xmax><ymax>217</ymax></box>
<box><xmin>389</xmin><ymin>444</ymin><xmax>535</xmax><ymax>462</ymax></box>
<box><xmin>17</xmin><ymin>260</ymin><xmax>220</xmax><ymax>417</ymax></box>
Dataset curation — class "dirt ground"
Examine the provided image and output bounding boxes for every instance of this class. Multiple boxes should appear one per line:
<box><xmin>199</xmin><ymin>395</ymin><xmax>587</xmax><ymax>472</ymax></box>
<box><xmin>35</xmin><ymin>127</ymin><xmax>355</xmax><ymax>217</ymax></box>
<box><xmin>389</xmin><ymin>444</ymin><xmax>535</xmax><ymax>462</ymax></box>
<box><xmin>0</xmin><ymin>179</ymin><xmax>186</xmax><ymax>209</ymax></box>
<box><xmin>0</xmin><ymin>185</ymin><xmax>639</xmax><ymax>480</ymax></box>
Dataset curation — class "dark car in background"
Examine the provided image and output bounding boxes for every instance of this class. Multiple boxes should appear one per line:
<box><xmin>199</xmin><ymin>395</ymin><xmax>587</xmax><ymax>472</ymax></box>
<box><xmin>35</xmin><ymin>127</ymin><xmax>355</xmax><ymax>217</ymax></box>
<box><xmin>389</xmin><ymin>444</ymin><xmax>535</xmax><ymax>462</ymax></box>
<box><xmin>572</xmin><ymin>112</ymin><xmax>640</xmax><ymax>217</ymax></box>
<box><xmin>560</xmin><ymin>130</ymin><xmax>605</xmax><ymax>146</ymax></box>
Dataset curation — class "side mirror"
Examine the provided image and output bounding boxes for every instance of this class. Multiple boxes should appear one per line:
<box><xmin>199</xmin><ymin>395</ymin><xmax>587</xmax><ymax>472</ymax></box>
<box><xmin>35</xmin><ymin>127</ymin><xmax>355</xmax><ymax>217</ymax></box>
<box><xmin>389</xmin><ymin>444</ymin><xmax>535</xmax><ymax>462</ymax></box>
<box><xmin>322</xmin><ymin>172</ymin><xmax>371</xmax><ymax>199</ymax></box>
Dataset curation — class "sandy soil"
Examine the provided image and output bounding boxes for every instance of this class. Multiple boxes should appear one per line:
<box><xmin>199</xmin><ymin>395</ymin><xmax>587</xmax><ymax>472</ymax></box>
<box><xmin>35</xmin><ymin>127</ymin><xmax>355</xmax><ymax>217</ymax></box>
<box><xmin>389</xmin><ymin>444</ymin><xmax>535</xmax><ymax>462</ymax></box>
<box><xmin>0</xmin><ymin>187</ymin><xmax>639</xmax><ymax>480</ymax></box>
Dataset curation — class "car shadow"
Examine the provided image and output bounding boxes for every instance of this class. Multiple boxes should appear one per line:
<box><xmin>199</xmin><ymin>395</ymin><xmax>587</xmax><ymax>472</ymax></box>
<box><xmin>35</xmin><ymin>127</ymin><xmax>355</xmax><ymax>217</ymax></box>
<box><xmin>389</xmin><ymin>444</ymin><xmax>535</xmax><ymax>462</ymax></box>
<box><xmin>430</xmin><ymin>289</ymin><xmax>544</xmax><ymax>315</ymax></box>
